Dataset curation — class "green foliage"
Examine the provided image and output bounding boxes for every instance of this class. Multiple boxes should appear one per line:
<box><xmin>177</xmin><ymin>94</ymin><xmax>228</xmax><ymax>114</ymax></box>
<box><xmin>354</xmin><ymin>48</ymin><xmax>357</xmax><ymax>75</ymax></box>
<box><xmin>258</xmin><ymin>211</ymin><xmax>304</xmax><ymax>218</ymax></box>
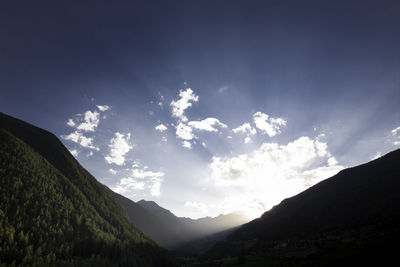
<box><xmin>0</xmin><ymin>124</ymin><xmax>173</xmax><ymax>266</ymax></box>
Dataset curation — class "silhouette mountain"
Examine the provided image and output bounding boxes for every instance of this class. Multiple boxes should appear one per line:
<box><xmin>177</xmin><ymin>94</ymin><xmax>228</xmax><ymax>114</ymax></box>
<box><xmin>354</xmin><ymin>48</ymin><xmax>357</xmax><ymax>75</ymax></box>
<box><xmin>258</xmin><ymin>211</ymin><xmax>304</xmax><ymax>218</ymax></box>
<box><xmin>107</xmin><ymin>194</ymin><xmax>249</xmax><ymax>251</ymax></box>
<box><xmin>206</xmin><ymin>149</ymin><xmax>400</xmax><ymax>265</ymax></box>
<box><xmin>0</xmin><ymin>112</ymin><xmax>172</xmax><ymax>266</ymax></box>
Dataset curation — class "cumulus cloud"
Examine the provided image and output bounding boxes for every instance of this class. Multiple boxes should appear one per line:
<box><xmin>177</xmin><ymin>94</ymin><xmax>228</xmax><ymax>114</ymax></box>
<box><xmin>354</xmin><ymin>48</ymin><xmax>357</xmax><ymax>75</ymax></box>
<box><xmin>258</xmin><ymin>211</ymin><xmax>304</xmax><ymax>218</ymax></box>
<box><xmin>131</xmin><ymin>168</ymin><xmax>164</xmax><ymax>179</ymax></box>
<box><xmin>232</xmin><ymin>123</ymin><xmax>257</xmax><ymax>135</ymax></box>
<box><xmin>112</xmin><ymin>178</ymin><xmax>145</xmax><ymax>196</ymax></box>
<box><xmin>170</xmin><ymin>88</ymin><xmax>199</xmax><ymax>121</ymax></box>
<box><xmin>79</xmin><ymin>136</ymin><xmax>99</xmax><ymax>150</ymax></box>
<box><xmin>62</xmin><ymin>106</ymin><xmax>112</xmax><ymax>153</ymax></box>
<box><xmin>327</xmin><ymin>157</ymin><xmax>338</xmax><ymax>166</ymax></box>
<box><xmin>233</xmin><ymin>122</ymin><xmax>257</xmax><ymax>144</ymax></box>
<box><xmin>253</xmin><ymin>112</ymin><xmax>286</xmax><ymax>137</ymax></box>
<box><xmin>315</xmin><ymin>140</ymin><xmax>328</xmax><ymax>157</ymax></box>
<box><xmin>130</xmin><ymin>165</ymin><xmax>164</xmax><ymax>196</ymax></box>
<box><xmin>67</xmin><ymin>119</ymin><xmax>75</xmax><ymax>127</ymax></box>
<box><xmin>210</xmin><ymin>136</ymin><xmax>343</xmax><ymax>189</ymax></box>
<box><xmin>109</xmin><ymin>168</ymin><xmax>117</xmax><ymax>175</ymax></box>
<box><xmin>188</xmin><ymin>118</ymin><xmax>227</xmax><ymax>132</ymax></box>
<box><xmin>105</xmin><ymin>132</ymin><xmax>133</xmax><ymax>165</ymax></box>
<box><xmin>77</xmin><ymin>110</ymin><xmax>100</xmax><ymax>132</ymax></box>
<box><xmin>111</xmin><ymin>164</ymin><xmax>164</xmax><ymax>198</ymax></box>
<box><xmin>185</xmin><ymin>201</ymin><xmax>208</xmax><ymax>213</ymax></box>
<box><xmin>155</xmin><ymin>124</ymin><xmax>168</xmax><ymax>132</ymax></box>
<box><xmin>182</xmin><ymin>141</ymin><xmax>192</xmax><ymax>149</ymax></box>
<box><xmin>97</xmin><ymin>105</ymin><xmax>111</xmax><ymax>111</ymax></box>
<box><xmin>209</xmin><ymin>136</ymin><xmax>343</xmax><ymax>217</ymax></box>
<box><xmin>62</xmin><ymin>131</ymin><xmax>81</xmax><ymax>143</ymax></box>
<box><xmin>176</xmin><ymin>122</ymin><xmax>196</xmax><ymax>140</ymax></box>
<box><xmin>62</xmin><ymin>131</ymin><xmax>99</xmax><ymax>150</ymax></box>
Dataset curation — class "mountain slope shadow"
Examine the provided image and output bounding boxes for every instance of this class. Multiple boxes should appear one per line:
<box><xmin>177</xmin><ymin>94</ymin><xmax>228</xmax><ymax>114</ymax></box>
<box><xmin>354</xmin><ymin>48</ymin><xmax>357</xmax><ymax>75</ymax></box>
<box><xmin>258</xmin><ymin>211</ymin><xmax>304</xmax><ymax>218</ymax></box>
<box><xmin>0</xmin><ymin>112</ymin><xmax>173</xmax><ymax>266</ymax></box>
<box><xmin>205</xmin><ymin>149</ymin><xmax>400</xmax><ymax>265</ymax></box>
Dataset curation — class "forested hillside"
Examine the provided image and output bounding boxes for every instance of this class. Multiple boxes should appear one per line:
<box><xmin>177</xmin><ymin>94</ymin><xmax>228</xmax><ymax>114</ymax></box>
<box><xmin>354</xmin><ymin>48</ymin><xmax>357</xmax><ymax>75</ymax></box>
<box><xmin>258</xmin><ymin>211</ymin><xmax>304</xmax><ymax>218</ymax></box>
<box><xmin>0</xmin><ymin>113</ymin><xmax>172</xmax><ymax>266</ymax></box>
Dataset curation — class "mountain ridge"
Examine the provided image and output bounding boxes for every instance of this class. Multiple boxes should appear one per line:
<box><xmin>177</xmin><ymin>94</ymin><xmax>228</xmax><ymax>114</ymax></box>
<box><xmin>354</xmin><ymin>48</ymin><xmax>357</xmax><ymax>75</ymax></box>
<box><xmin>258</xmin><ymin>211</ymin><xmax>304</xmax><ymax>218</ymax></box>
<box><xmin>205</xmin><ymin>148</ymin><xmax>400</xmax><ymax>264</ymax></box>
<box><xmin>0</xmin><ymin>112</ymin><xmax>172</xmax><ymax>266</ymax></box>
<box><xmin>110</xmin><ymin>196</ymin><xmax>249</xmax><ymax>251</ymax></box>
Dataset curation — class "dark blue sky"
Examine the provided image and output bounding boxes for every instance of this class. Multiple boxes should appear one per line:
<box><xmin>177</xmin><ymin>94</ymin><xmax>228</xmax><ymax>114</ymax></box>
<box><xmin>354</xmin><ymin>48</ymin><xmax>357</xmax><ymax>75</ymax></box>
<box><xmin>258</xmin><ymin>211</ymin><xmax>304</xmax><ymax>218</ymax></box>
<box><xmin>1</xmin><ymin>1</ymin><xmax>399</xmax><ymax>218</ymax></box>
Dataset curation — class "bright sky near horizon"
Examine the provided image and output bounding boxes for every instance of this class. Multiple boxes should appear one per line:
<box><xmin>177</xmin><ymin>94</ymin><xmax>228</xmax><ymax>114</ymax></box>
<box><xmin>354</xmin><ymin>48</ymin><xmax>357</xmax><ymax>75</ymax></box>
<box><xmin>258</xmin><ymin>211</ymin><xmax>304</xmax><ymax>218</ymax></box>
<box><xmin>1</xmin><ymin>1</ymin><xmax>399</xmax><ymax>219</ymax></box>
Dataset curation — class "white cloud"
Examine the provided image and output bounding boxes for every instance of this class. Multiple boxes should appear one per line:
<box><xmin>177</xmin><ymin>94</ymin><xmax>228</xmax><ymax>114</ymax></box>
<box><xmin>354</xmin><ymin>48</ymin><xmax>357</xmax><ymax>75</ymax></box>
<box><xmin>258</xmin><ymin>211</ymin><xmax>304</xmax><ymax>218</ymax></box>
<box><xmin>62</xmin><ymin>131</ymin><xmax>81</xmax><ymax>143</ymax></box>
<box><xmin>209</xmin><ymin>136</ymin><xmax>343</xmax><ymax>215</ymax></box>
<box><xmin>87</xmin><ymin>151</ymin><xmax>93</xmax><ymax>157</ymax></box>
<box><xmin>233</xmin><ymin>123</ymin><xmax>257</xmax><ymax>144</ymax></box>
<box><xmin>170</xmin><ymin>88</ymin><xmax>199</xmax><ymax>121</ymax></box>
<box><xmin>315</xmin><ymin>140</ymin><xmax>328</xmax><ymax>157</ymax></box>
<box><xmin>77</xmin><ymin>110</ymin><xmax>100</xmax><ymax>132</ymax></box>
<box><xmin>161</xmin><ymin>136</ymin><xmax>168</xmax><ymax>142</ymax></box>
<box><xmin>392</xmin><ymin>126</ymin><xmax>400</xmax><ymax>136</ymax></box>
<box><xmin>210</xmin><ymin>136</ymin><xmax>344</xmax><ymax>193</ymax></box>
<box><xmin>297</xmin><ymin>164</ymin><xmax>344</xmax><ymax>186</ymax></box>
<box><xmin>182</xmin><ymin>141</ymin><xmax>192</xmax><ymax>149</ymax></box>
<box><xmin>112</xmin><ymin>178</ymin><xmax>145</xmax><ymax>196</ymax></box>
<box><xmin>327</xmin><ymin>157</ymin><xmax>338</xmax><ymax>166</ymax></box>
<box><xmin>232</xmin><ymin>123</ymin><xmax>257</xmax><ymax>135</ymax></box>
<box><xmin>155</xmin><ymin>124</ymin><xmax>168</xmax><ymax>132</ymax></box>
<box><xmin>131</xmin><ymin>168</ymin><xmax>164</xmax><ymax>179</ymax></box>
<box><xmin>253</xmin><ymin>112</ymin><xmax>286</xmax><ymax>137</ymax></box>
<box><xmin>176</xmin><ymin>122</ymin><xmax>196</xmax><ymax>140</ymax></box>
<box><xmin>97</xmin><ymin>105</ymin><xmax>110</xmax><ymax>111</ymax></box>
<box><xmin>185</xmin><ymin>201</ymin><xmax>208</xmax><ymax>213</ymax></box>
<box><xmin>79</xmin><ymin>135</ymin><xmax>99</xmax><ymax>150</ymax></box>
<box><xmin>244</xmin><ymin>137</ymin><xmax>252</xmax><ymax>144</ymax></box>
<box><xmin>109</xmin><ymin>168</ymin><xmax>118</xmax><ymax>175</ymax></box>
<box><xmin>62</xmin><ymin>106</ymin><xmax>112</xmax><ymax>152</ymax></box>
<box><xmin>202</xmin><ymin>142</ymin><xmax>207</xmax><ymax>148</ymax></box>
<box><xmin>112</xmin><ymin>165</ymin><xmax>164</xmax><ymax>198</ymax></box>
<box><xmin>70</xmin><ymin>149</ymin><xmax>79</xmax><ymax>157</ymax></box>
<box><xmin>150</xmin><ymin>177</ymin><xmax>162</xmax><ymax>196</ymax></box>
<box><xmin>132</xmin><ymin>160</ymin><xmax>140</xmax><ymax>168</ymax></box>
<box><xmin>67</xmin><ymin>119</ymin><xmax>75</xmax><ymax>127</ymax></box>
<box><xmin>62</xmin><ymin>131</ymin><xmax>99</xmax><ymax>150</ymax></box>
<box><xmin>392</xmin><ymin>126</ymin><xmax>400</xmax><ymax>146</ymax></box>
<box><xmin>188</xmin><ymin>118</ymin><xmax>227</xmax><ymax>132</ymax></box>
<box><xmin>105</xmin><ymin>132</ymin><xmax>133</xmax><ymax>165</ymax></box>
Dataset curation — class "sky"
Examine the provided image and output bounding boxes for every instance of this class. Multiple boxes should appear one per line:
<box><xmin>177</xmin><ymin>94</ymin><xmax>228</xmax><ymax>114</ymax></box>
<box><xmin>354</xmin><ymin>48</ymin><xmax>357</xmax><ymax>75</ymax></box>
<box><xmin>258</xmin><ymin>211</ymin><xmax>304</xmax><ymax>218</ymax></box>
<box><xmin>1</xmin><ymin>0</ymin><xmax>400</xmax><ymax>219</ymax></box>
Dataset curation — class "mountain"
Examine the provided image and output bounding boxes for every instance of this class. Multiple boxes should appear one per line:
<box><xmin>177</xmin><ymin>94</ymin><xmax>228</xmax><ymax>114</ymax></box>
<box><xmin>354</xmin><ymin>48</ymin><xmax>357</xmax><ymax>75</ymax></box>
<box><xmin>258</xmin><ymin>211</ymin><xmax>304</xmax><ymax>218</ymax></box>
<box><xmin>106</xmin><ymin>194</ymin><xmax>249</xmax><ymax>251</ymax></box>
<box><xmin>206</xmin><ymin>149</ymin><xmax>400</xmax><ymax>265</ymax></box>
<box><xmin>108</xmin><ymin>191</ymin><xmax>190</xmax><ymax>250</ymax></box>
<box><xmin>180</xmin><ymin>212</ymin><xmax>249</xmax><ymax>237</ymax></box>
<box><xmin>138</xmin><ymin>200</ymin><xmax>249</xmax><ymax>252</ymax></box>
<box><xmin>0</xmin><ymin>113</ymin><xmax>172</xmax><ymax>266</ymax></box>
